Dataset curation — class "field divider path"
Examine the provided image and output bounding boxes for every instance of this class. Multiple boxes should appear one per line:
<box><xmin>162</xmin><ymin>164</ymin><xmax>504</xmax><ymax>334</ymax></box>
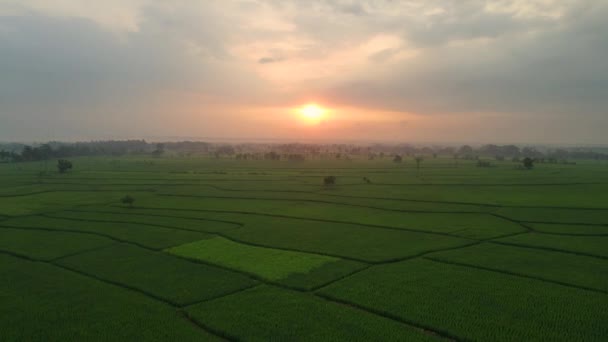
<box><xmin>0</xmin><ymin>224</ymin><xmax>164</xmax><ymax>251</ymax></box>
<box><xmin>170</xmin><ymin>183</ymin><xmax>608</xmax><ymax>210</ymax></box>
<box><xmin>176</xmin><ymin>309</ymin><xmax>236</xmax><ymax>342</ymax></box>
<box><xmin>120</xmin><ymin>205</ymin><xmax>483</xmax><ymax>240</ymax></box>
<box><xmin>40</xmin><ymin>212</ymin><xmax>374</xmax><ymax>263</ymax></box>
<box><xmin>314</xmin><ymin>292</ymin><xmax>464</xmax><ymax>342</ymax></box>
<box><xmin>489</xmin><ymin>240</ymin><xmax>608</xmax><ymax>261</ymax></box>
<box><xmin>64</xmin><ymin>209</ymin><xmax>245</xmax><ymax>228</ymax></box>
<box><xmin>0</xmin><ymin>245</ymin><xmax>457</xmax><ymax>341</ymax></box>
<box><xmin>21</xmin><ymin>181</ymin><xmax>608</xmax><ymax>210</ymax></box>
<box><xmin>49</xmin><ymin>243</ymin><xmax>119</xmax><ymax>262</ymax></box>
<box><xmin>423</xmin><ymin>257</ymin><xmax>608</xmax><ymax>295</ymax></box>
<box><xmin>0</xmin><ymin>249</ymin><xmax>245</xmax><ymax>341</ymax></box>
<box><xmin>158</xmin><ymin>193</ymin><xmax>485</xmax><ymax>215</ymax></box>
<box><xmin>0</xmin><ymin>188</ymin><xmax>159</xmax><ymax>198</ymax></box>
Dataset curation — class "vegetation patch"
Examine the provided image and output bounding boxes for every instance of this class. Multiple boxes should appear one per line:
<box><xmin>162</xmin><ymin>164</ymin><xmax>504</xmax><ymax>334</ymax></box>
<box><xmin>56</xmin><ymin>243</ymin><xmax>257</xmax><ymax>306</ymax></box>
<box><xmin>167</xmin><ymin>237</ymin><xmax>365</xmax><ymax>289</ymax></box>
<box><xmin>0</xmin><ymin>254</ymin><xmax>222</xmax><ymax>341</ymax></box>
<box><xmin>51</xmin><ymin>209</ymin><xmax>241</xmax><ymax>233</ymax></box>
<box><xmin>427</xmin><ymin>242</ymin><xmax>608</xmax><ymax>292</ymax></box>
<box><xmin>319</xmin><ymin>258</ymin><xmax>608</xmax><ymax>341</ymax></box>
<box><xmin>495</xmin><ymin>233</ymin><xmax>608</xmax><ymax>258</ymax></box>
<box><xmin>186</xmin><ymin>285</ymin><xmax>438</xmax><ymax>341</ymax></box>
<box><xmin>0</xmin><ymin>227</ymin><xmax>112</xmax><ymax>261</ymax></box>
<box><xmin>1</xmin><ymin>215</ymin><xmax>210</xmax><ymax>249</ymax></box>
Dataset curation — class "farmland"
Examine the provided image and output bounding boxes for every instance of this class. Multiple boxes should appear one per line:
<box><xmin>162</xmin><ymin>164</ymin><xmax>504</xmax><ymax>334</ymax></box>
<box><xmin>1</xmin><ymin>156</ymin><xmax>607</xmax><ymax>341</ymax></box>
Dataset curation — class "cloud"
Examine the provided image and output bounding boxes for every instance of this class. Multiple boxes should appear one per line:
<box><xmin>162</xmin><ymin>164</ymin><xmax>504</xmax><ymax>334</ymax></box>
<box><xmin>258</xmin><ymin>56</ymin><xmax>284</xmax><ymax>64</ymax></box>
<box><xmin>0</xmin><ymin>0</ymin><xmax>607</xmax><ymax>143</ymax></box>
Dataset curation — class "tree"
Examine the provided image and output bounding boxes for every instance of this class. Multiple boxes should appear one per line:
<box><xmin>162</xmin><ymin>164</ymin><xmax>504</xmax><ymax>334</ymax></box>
<box><xmin>121</xmin><ymin>195</ymin><xmax>135</xmax><ymax>207</ymax></box>
<box><xmin>415</xmin><ymin>156</ymin><xmax>424</xmax><ymax>170</ymax></box>
<box><xmin>458</xmin><ymin>145</ymin><xmax>474</xmax><ymax>156</ymax></box>
<box><xmin>393</xmin><ymin>155</ymin><xmax>403</xmax><ymax>163</ymax></box>
<box><xmin>57</xmin><ymin>159</ymin><xmax>72</xmax><ymax>173</ymax></box>
<box><xmin>323</xmin><ymin>176</ymin><xmax>336</xmax><ymax>186</ymax></box>
<box><xmin>523</xmin><ymin>157</ymin><xmax>534</xmax><ymax>169</ymax></box>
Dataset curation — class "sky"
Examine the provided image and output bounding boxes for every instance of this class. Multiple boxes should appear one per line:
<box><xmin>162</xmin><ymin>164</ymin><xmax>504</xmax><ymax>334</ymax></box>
<box><xmin>1</xmin><ymin>0</ymin><xmax>607</xmax><ymax>144</ymax></box>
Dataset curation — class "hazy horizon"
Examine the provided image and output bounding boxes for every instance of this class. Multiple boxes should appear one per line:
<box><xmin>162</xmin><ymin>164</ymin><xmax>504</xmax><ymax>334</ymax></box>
<box><xmin>2</xmin><ymin>1</ymin><xmax>607</xmax><ymax>144</ymax></box>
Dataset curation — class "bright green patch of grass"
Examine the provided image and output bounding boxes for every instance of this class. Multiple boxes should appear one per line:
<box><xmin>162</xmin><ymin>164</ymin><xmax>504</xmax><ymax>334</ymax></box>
<box><xmin>167</xmin><ymin>237</ymin><xmax>366</xmax><ymax>289</ymax></box>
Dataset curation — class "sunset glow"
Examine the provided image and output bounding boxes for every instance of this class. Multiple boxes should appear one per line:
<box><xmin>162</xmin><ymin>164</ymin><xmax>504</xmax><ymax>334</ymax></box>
<box><xmin>298</xmin><ymin>104</ymin><xmax>326</xmax><ymax>123</ymax></box>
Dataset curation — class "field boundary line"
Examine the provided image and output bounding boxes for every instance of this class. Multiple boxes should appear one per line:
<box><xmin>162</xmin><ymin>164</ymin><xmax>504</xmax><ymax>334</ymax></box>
<box><xmin>37</xmin><ymin>212</ymin><xmax>374</xmax><ymax>263</ymax></box>
<box><xmin>49</xmin><ymin>243</ymin><xmax>118</xmax><ymax>262</ymax></box>
<box><xmin>157</xmin><ymin>193</ymin><xmax>486</xmax><ymax>215</ymax></box>
<box><xmin>41</xmin><ymin>213</ymin><xmax>222</xmax><ymax>236</ymax></box>
<box><xmin>489</xmin><ymin>241</ymin><xmax>608</xmax><ymax>261</ymax></box>
<box><xmin>0</xmin><ymin>250</ymin><xmax>232</xmax><ymax>341</ymax></box>
<box><xmin>521</xmin><ymin>220</ymin><xmax>608</xmax><ymax>227</ymax></box>
<box><xmin>176</xmin><ymin>310</ymin><xmax>237</xmax><ymax>342</ymax></box>
<box><xmin>424</xmin><ymin>257</ymin><xmax>608</xmax><ymax>295</ymax></box>
<box><xmin>64</xmin><ymin>209</ymin><xmax>245</xmax><ymax>227</ymax></box>
<box><xmin>314</xmin><ymin>292</ymin><xmax>465</xmax><ymax>342</ymax></box>
<box><xmin>0</xmin><ymin>224</ymin><xmax>163</xmax><ymax>251</ymax></box>
<box><xmin>176</xmin><ymin>183</ymin><xmax>608</xmax><ymax>210</ymax></box>
<box><xmin>124</xmin><ymin>205</ymin><xmax>482</xmax><ymax>241</ymax></box>
<box><xmin>0</xmin><ymin>189</ymin><xmax>157</xmax><ymax>198</ymax></box>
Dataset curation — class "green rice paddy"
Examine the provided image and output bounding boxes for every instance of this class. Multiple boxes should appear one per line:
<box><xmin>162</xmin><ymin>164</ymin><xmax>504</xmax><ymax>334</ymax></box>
<box><xmin>1</xmin><ymin>156</ymin><xmax>607</xmax><ymax>340</ymax></box>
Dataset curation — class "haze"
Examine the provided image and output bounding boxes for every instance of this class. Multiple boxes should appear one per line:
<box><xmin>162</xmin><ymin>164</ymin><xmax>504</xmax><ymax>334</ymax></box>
<box><xmin>1</xmin><ymin>1</ymin><xmax>607</xmax><ymax>144</ymax></box>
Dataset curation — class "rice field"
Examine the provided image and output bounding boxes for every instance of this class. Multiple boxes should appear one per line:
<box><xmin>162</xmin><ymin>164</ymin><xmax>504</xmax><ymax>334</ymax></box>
<box><xmin>1</xmin><ymin>156</ymin><xmax>607</xmax><ymax>341</ymax></box>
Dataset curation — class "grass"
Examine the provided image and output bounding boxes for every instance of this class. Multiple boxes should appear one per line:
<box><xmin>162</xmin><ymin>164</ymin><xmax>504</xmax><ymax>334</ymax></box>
<box><xmin>319</xmin><ymin>258</ymin><xmax>608</xmax><ymax>341</ymax></box>
<box><xmin>528</xmin><ymin>222</ymin><xmax>608</xmax><ymax>235</ymax></box>
<box><xmin>1</xmin><ymin>215</ymin><xmax>211</xmax><ymax>249</ymax></box>
<box><xmin>48</xmin><ymin>209</ymin><xmax>242</xmax><ymax>233</ymax></box>
<box><xmin>0</xmin><ymin>227</ymin><xmax>112</xmax><ymax>260</ymax></box>
<box><xmin>495</xmin><ymin>232</ymin><xmax>608</xmax><ymax>258</ymax></box>
<box><xmin>56</xmin><ymin>243</ymin><xmax>258</xmax><ymax>306</ymax></box>
<box><xmin>185</xmin><ymin>285</ymin><xmax>439</xmax><ymax>341</ymax></box>
<box><xmin>2</xmin><ymin>156</ymin><xmax>608</xmax><ymax>340</ymax></box>
<box><xmin>427</xmin><ymin>242</ymin><xmax>608</xmax><ymax>292</ymax></box>
<box><xmin>167</xmin><ymin>236</ymin><xmax>366</xmax><ymax>289</ymax></box>
<box><xmin>141</xmin><ymin>195</ymin><xmax>524</xmax><ymax>239</ymax></box>
<box><xmin>0</xmin><ymin>254</ymin><xmax>222</xmax><ymax>341</ymax></box>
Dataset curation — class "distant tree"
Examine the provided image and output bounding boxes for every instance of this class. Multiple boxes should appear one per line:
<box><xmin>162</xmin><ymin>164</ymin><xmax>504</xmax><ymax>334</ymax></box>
<box><xmin>523</xmin><ymin>157</ymin><xmax>534</xmax><ymax>169</ymax></box>
<box><xmin>458</xmin><ymin>145</ymin><xmax>474</xmax><ymax>156</ymax></box>
<box><xmin>415</xmin><ymin>156</ymin><xmax>424</xmax><ymax>170</ymax></box>
<box><xmin>121</xmin><ymin>195</ymin><xmax>135</xmax><ymax>207</ymax></box>
<box><xmin>393</xmin><ymin>155</ymin><xmax>403</xmax><ymax>163</ymax></box>
<box><xmin>363</xmin><ymin>177</ymin><xmax>372</xmax><ymax>184</ymax></box>
<box><xmin>323</xmin><ymin>176</ymin><xmax>336</xmax><ymax>186</ymax></box>
<box><xmin>152</xmin><ymin>143</ymin><xmax>165</xmax><ymax>157</ymax></box>
<box><xmin>57</xmin><ymin>159</ymin><xmax>72</xmax><ymax>173</ymax></box>
<box><xmin>477</xmin><ymin>160</ymin><xmax>492</xmax><ymax>168</ymax></box>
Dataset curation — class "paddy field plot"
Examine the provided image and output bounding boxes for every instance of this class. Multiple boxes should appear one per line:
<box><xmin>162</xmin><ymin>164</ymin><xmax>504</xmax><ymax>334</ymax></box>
<box><xmin>1</xmin><ymin>156</ymin><xmax>607</xmax><ymax>341</ymax></box>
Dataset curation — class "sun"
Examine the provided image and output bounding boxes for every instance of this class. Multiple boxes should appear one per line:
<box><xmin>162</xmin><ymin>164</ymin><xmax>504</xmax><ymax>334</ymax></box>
<box><xmin>299</xmin><ymin>104</ymin><xmax>326</xmax><ymax>122</ymax></box>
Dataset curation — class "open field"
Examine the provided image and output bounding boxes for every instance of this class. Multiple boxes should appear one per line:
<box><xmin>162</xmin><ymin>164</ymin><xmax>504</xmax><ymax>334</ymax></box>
<box><xmin>1</xmin><ymin>156</ymin><xmax>607</xmax><ymax>340</ymax></box>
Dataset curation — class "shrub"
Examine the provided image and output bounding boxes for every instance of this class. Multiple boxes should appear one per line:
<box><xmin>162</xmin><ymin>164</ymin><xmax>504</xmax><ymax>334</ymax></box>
<box><xmin>121</xmin><ymin>195</ymin><xmax>135</xmax><ymax>207</ymax></box>
<box><xmin>57</xmin><ymin>159</ymin><xmax>72</xmax><ymax>173</ymax></box>
<box><xmin>323</xmin><ymin>176</ymin><xmax>336</xmax><ymax>186</ymax></box>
